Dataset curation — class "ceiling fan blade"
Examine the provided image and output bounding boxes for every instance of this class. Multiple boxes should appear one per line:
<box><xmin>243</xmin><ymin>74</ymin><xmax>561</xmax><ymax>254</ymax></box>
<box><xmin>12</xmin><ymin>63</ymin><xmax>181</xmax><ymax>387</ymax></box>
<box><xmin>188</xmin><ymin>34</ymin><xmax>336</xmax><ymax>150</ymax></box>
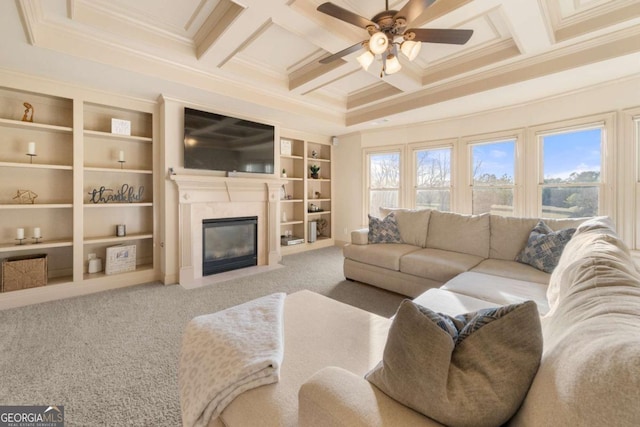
<box><xmin>394</xmin><ymin>0</ymin><xmax>436</xmax><ymax>25</ymax></box>
<box><xmin>319</xmin><ymin>42</ymin><xmax>365</xmax><ymax>64</ymax></box>
<box><xmin>317</xmin><ymin>2</ymin><xmax>377</xmax><ymax>29</ymax></box>
<box><xmin>406</xmin><ymin>28</ymin><xmax>474</xmax><ymax>44</ymax></box>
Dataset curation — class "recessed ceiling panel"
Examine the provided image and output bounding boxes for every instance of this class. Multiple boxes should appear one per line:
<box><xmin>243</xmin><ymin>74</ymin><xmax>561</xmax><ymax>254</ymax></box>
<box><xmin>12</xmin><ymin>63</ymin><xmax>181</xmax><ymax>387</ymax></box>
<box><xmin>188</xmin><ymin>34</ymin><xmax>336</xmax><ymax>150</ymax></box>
<box><xmin>415</xmin><ymin>14</ymin><xmax>499</xmax><ymax>65</ymax></box>
<box><xmin>82</xmin><ymin>0</ymin><xmax>213</xmax><ymax>36</ymax></box>
<box><xmin>322</xmin><ymin>69</ymin><xmax>382</xmax><ymax>97</ymax></box>
<box><xmin>238</xmin><ymin>23</ymin><xmax>320</xmax><ymax>75</ymax></box>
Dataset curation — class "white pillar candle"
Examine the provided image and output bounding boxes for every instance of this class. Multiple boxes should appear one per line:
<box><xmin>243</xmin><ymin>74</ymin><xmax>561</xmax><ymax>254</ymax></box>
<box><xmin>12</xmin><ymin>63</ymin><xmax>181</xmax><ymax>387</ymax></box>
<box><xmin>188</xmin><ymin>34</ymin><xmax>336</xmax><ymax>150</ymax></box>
<box><xmin>33</xmin><ymin>227</ymin><xmax>41</xmax><ymax>238</ymax></box>
<box><xmin>28</xmin><ymin>142</ymin><xmax>36</xmax><ymax>155</ymax></box>
<box><xmin>119</xmin><ymin>150</ymin><xmax>125</xmax><ymax>162</ymax></box>
<box><xmin>16</xmin><ymin>228</ymin><xmax>24</xmax><ymax>239</ymax></box>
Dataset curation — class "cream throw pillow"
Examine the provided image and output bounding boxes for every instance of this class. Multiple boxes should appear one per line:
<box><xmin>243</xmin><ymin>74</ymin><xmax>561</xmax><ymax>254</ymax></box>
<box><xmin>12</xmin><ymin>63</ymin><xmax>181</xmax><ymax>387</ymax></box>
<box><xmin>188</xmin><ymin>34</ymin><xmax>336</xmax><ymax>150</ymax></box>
<box><xmin>366</xmin><ymin>300</ymin><xmax>542</xmax><ymax>427</ymax></box>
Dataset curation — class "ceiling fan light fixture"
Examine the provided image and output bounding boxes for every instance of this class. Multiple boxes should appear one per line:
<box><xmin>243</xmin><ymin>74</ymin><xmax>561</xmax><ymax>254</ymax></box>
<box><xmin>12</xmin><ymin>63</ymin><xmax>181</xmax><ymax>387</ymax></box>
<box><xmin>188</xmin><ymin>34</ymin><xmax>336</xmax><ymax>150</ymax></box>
<box><xmin>369</xmin><ymin>31</ymin><xmax>388</xmax><ymax>55</ymax></box>
<box><xmin>385</xmin><ymin>54</ymin><xmax>402</xmax><ymax>74</ymax></box>
<box><xmin>400</xmin><ymin>40</ymin><xmax>421</xmax><ymax>61</ymax></box>
<box><xmin>357</xmin><ymin>50</ymin><xmax>375</xmax><ymax>70</ymax></box>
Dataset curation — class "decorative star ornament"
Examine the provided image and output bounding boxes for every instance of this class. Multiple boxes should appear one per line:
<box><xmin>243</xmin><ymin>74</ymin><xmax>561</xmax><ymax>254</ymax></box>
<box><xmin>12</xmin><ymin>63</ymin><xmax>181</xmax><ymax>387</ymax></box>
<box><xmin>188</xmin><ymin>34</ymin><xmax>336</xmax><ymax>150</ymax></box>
<box><xmin>13</xmin><ymin>189</ymin><xmax>38</xmax><ymax>204</ymax></box>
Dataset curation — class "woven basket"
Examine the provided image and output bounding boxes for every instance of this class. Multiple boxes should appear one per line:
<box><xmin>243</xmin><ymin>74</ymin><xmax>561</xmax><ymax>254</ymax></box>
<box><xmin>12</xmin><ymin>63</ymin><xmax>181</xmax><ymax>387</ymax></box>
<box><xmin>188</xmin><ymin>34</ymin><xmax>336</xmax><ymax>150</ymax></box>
<box><xmin>1</xmin><ymin>254</ymin><xmax>48</xmax><ymax>292</ymax></box>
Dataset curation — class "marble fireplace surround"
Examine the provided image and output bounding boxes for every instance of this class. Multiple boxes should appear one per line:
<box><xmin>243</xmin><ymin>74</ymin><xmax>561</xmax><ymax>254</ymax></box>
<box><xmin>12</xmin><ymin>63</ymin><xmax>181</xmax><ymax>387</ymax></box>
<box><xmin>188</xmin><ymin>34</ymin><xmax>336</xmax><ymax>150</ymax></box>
<box><xmin>171</xmin><ymin>174</ymin><xmax>282</xmax><ymax>287</ymax></box>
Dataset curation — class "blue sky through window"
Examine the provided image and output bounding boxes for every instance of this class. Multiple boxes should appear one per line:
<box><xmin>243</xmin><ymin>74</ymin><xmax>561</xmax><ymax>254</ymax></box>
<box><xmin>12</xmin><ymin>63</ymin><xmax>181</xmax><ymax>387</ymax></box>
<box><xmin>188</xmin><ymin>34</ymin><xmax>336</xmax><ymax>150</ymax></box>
<box><xmin>543</xmin><ymin>128</ymin><xmax>601</xmax><ymax>180</ymax></box>
<box><xmin>472</xmin><ymin>140</ymin><xmax>515</xmax><ymax>181</ymax></box>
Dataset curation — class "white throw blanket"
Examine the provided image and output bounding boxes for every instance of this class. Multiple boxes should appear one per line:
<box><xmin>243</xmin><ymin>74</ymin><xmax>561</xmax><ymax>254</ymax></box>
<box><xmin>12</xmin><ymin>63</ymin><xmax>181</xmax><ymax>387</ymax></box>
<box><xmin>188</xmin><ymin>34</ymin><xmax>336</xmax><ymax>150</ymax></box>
<box><xmin>179</xmin><ymin>292</ymin><xmax>286</xmax><ymax>427</ymax></box>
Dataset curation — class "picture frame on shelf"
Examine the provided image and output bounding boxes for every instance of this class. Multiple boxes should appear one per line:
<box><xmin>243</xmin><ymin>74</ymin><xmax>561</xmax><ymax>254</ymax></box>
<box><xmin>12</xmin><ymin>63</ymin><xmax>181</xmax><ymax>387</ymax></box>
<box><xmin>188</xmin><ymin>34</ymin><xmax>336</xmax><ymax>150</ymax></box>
<box><xmin>105</xmin><ymin>244</ymin><xmax>136</xmax><ymax>275</ymax></box>
<box><xmin>280</xmin><ymin>139</ymin><xmax>292</xmax><ymax>156</ymax></box>
<box><xmin>111</xmin><ymin>118</ymin><xmax>131</xmax><ymax>136</ymax></box>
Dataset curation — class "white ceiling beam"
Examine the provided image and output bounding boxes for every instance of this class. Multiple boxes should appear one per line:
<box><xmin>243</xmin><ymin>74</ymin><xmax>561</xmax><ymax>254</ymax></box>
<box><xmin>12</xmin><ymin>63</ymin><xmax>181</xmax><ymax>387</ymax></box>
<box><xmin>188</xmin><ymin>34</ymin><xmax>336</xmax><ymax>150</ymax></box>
<box><xmin>499</xmin><ymin>0</ymin><xmax>552</xmax><ymax>54</ymax></box>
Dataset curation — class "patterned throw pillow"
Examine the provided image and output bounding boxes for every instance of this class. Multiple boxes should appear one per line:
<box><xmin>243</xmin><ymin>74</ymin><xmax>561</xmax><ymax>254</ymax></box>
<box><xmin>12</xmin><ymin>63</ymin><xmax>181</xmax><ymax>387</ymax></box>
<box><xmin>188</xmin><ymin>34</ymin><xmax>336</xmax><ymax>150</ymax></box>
<box><xmin>368</xmin><ymin>213</ymin><xmax>403</xmax><ymax>244</ymax></box>
<box><xmin>516</xmin><ymin>221</ymin><xmax>576</xmax><ymax>273</ymax></box>
<box><xmin>366</xmin><ymin>300</ymin><xmax>542</xmax><ymax>427</ymax></box>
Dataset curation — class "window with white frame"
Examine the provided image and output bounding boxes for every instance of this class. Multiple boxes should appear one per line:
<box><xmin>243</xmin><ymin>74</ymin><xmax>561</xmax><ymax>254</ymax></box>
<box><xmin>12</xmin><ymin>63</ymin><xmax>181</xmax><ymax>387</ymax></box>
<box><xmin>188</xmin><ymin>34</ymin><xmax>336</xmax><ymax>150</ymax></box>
<box><xmin>538</xmin><ymin>126</ymin><xmax>603</xmax><ymax>218</ymax></box>
<box><xmin>470</xmin><ymin>139</ymin><xmax>516</xmax><ymax>216</ymax></box>
<box><xmin>366</xmin><ymin>149</ymin><xmax>402</xmax><ymax>217</ymax></box>
<box><xmin>414</xmin><ymin>146</ymin><xmax>452</xmax><ymax>211</ymax></box>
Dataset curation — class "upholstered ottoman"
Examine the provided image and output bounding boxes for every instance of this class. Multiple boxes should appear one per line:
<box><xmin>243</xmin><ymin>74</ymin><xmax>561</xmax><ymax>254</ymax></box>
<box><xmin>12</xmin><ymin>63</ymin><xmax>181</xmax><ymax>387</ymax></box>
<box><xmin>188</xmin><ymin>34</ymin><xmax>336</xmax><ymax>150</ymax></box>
<box><xmin>212</xmin><ymin>290</ymin><xmax>392</xmax><ymax>426</ymax></box>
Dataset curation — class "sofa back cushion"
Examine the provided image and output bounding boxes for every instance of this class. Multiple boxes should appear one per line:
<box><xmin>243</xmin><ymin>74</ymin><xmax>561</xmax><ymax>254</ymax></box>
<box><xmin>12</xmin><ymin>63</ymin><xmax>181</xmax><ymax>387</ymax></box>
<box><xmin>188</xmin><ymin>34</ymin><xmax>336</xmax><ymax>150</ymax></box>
<box><xmin>489</xmin><ymin>215</ymin><xmax>587</xmax><ymax>261</ymax></box>
<box><xmin>379</xmin><ymin>208</ymin><xmax>431</xmax><ymax>247</ymax></box>
<box><xmin>426</xmin><ymin>211</ymin><xmax>489</xmax><ymax>258</ymax></box>
<box><xmin>512</xmin><ymin>217</ymin><xmax>640</xmax><ymax>426</ymax></box>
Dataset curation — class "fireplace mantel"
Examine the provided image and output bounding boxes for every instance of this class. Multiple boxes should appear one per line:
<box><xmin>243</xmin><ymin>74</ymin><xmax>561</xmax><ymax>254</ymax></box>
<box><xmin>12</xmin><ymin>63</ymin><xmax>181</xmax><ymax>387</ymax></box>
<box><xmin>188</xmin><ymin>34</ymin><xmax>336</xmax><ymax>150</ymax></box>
<box><xmin>171</xmin><ymin>174</ymin><xmax>283</xmax><ymax>286</ymax></box>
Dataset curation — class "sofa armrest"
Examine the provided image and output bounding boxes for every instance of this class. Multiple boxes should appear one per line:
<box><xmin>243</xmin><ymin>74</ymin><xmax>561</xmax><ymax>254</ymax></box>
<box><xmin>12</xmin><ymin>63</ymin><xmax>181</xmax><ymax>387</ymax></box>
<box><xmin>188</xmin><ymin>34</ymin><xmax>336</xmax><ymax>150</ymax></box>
<box><xmin>298</xmin><ymin>367</ymin><xmax>442</xmax><ymax>427</ymax></box>
<box><xmin>351</xmin><ymin>229</ymin><xmax>369</xmax><ymax>245</ymax></box>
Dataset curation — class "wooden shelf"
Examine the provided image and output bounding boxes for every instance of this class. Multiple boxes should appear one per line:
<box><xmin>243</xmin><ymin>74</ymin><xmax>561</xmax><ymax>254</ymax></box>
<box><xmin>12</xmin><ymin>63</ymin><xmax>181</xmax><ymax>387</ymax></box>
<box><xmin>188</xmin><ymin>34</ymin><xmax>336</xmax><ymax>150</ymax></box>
<box><xmin>282</xmin><ymin>177</ymin><xmax>303</xmax><ymax>181</ymax></box>
<box><xmin>83</xmin><ymin>263</ymin><xmax>154</xmax><ymax>281</ymax></box>
<box><xmin>309</xmin><ymin>198</ymin><xmax>331</xmax><ymax>202</ymax></box>
<box><xmin>281</xmin><ymin>155</ymin><xmax>304</xmax><ymax>160</ymax></box>
<box><xmin>308</xmin><ymin>157</ymin><xmax>331</xmax><ymax>163</ymax></box>
<box><xmin>281</xmin><ymin>220</ymin><xmax>304</xmax><ymax>225</ymax></box>
<box><xmin>0</xmin><ymin>161</ymin><xmax>72</xmax><ymax>170</ymax></box>
<box><xmin>0</xmin><ymin>239</ymin><xmax>73</xmax><ymax>253</ymax></box>
<box><xmin>84</xmin><ymin>129</ymin><xmax>152</xmax><ymax>143</ymax></box>
<box><xmin>281</xmin><ymin>199</ymin><xmax>303</xmax><ymax>203</ymax></box>
<box><xmin>84</xmin><ymin>233</ymin><xmax>153</xmax><ymax>245</ymax></box>
<box><xmin>0</xmin><ymin>203</ymin><xmax>72</xmax><ymax>209</ymax></box>
<box><xmin>84</xmin><ymin>202</ymin><xmax>153</xmax><ymax>208</ymax></box>
<box><xmin>308</xmin><ymin>210</ymin><xmax>332</xmax><ymax>216</ymax></box>
<box><xmin>0</xmin><ymin>117</ymin><xmax>72</xmax><ymax>133</ymax></box>
<box><xmin>84</xmin><ymin>166</ymin><xmax>152</xmax><ymax>174</ymax></box>
<box><xmin>309</xmin><ymin>178</ymin><xmax>331</xmax><ymax>182</ymax></box>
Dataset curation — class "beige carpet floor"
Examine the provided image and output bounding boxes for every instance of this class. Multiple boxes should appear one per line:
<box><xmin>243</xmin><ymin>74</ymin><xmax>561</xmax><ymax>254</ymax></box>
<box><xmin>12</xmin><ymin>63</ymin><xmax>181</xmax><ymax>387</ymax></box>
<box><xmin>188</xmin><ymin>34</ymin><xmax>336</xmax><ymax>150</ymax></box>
<box><xmin>0</xmin><ymin>246</ymin><xmax>405</xmax><ymax>426</ymax></box>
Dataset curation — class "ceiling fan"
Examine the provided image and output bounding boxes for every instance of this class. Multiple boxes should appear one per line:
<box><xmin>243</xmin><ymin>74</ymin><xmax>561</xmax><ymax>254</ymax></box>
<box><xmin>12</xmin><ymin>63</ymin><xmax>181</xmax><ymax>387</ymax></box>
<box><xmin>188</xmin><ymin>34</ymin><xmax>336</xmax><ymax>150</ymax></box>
<box><xmin>316</xmin><ymin>0</ymin><xmax>473</xmax><ymax>76</ymax></box>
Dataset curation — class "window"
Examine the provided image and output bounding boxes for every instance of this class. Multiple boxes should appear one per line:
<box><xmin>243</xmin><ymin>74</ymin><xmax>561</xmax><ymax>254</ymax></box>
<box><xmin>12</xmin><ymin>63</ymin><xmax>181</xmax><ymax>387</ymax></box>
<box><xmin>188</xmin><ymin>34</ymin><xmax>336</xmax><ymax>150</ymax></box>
<box><xmin>366</xmin><ymin>150</ymin><xmax>402</xmax><ymax>217</ymax></box>
<box><xmin>539</xmin><ymin>127</ymin><xmax>602</xmax><ymax>218</ymax></box>
<box><xmin>414</xmin><ymin>147</ymin><xmax>452</xmax><ymax>211</ymax></box>
<box><xmin>470</xmin><ymin>140</ymin><xmax>516</xmax><ymax>216</ymax></box>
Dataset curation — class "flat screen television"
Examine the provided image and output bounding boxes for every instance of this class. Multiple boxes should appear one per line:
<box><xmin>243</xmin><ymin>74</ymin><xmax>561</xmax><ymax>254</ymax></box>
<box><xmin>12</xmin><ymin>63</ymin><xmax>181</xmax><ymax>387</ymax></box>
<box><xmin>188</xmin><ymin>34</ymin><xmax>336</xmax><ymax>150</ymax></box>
<box><xmin>183</xmin><ymin>107</ymin><xmax>275</xmax><ymax>174</ymax></box>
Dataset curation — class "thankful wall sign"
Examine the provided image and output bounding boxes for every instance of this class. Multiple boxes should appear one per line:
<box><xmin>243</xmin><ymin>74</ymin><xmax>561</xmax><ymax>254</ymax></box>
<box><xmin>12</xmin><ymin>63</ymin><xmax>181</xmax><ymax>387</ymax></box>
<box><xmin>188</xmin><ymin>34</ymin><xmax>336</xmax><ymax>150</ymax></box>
<box><xmin>88</xmin><ymin>184</ymin><xmax>145</xmax><ymax>204</ymax></box>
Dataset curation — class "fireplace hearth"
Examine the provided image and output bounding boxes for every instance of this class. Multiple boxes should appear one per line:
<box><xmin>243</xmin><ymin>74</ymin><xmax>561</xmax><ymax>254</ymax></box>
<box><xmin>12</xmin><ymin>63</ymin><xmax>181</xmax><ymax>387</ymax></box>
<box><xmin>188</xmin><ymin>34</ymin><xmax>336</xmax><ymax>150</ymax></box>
<box><xmin>203</xmin><ymin>216</ymin><xmax>258</xmax><ymax>275</ymax></box>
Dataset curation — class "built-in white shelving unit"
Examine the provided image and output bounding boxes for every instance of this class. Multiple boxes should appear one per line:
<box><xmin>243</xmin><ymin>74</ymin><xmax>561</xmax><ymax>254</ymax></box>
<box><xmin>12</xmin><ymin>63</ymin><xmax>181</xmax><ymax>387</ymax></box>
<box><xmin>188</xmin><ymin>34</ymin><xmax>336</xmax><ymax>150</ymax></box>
<box><xmin>279</xmin><ymin>137</ymin><xmax>334</xmax><ymax>254</ymax></box>
<box><xmin>0</xmin><ymin>83</ymin><xmax>158</xmax><ymax>309</ymax></box>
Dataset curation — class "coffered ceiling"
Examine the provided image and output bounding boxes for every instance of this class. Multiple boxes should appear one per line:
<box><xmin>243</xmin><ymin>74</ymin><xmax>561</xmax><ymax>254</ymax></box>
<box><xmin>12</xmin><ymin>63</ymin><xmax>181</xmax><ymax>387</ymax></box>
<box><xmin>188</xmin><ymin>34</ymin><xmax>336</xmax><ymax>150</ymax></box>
<box><xmin>5</xmin><ymin>0</ymin><xmax>640</xmax><ymax>134</ymax></box>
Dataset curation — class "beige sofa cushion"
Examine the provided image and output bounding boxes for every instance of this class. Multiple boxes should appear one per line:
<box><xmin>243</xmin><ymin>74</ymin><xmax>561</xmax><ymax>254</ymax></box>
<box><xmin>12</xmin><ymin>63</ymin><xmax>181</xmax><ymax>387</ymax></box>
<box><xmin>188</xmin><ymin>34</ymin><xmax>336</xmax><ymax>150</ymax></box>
<box><xmin>441</xmin><ymin>271</ymin><xmax>550</xmax><ymax>315</ymax></box>
<box><xmin>426</xmin><ymin>211</ymin><xmax>490</xmax><ymax>258</ymax></box>
<box><xmin>471</xmin><ymin>259</ymin><xmax>550</xmax><ymax>284</ymax></box>
<box><xmin>366</xmin><ymin>300</ymin><xmax>542</xmax><ymax>427</ymax></box>
<box><xmin>379</xmin><ymin>208</ymin><xmax>431</xmax><ymax>247</ymax></box>
<box><xmin>400</xmin><ymin>248</ymin><xmax>483</xmax><ymax>283</ymax></box>
<box><xmin>512</xmin><ymin>217</ymin><xmax>640</xmax><ymax>426</ymax></box>
<box><xmin>343</xmin><ymin>243</ymin><xmax>420</xmax><ymax>271</ymax></box>
<box><xmin>220</xmin><ymin>291</ymin><xmax>391</xmax><ymax>426</ymax></box>
<box><xmin>412</xmin><ymin>288</ymin><xmax>500</xmax><ymax>316</ymax></box>
<box><xmin>489</xmin><ymin>215</ymin><xmax>587</xmax><ymax>261</ymax></box>
<box><xmin>546</xmin><ymin>216</ymin><xmax>636</xmax><ymax>312</ymax></box>
<box><xmin>299</xmin><ymin>367</ymin><xmax>441</xmax><ymax>427</ymax></box>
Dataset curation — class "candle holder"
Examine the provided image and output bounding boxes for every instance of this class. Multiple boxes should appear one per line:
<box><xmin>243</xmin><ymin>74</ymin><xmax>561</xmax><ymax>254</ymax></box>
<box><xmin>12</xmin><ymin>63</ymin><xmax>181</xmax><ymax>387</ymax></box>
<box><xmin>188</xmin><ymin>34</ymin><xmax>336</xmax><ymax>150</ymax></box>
<box><xmin>118</xmin><ymin>160</ymin><xmax>126</xmax><ymax>169</ymax></box>
<box><xmin>15</xmin><ymin>238</ymin><xmax>25</xmax><ymax>245</ymax></box>
<box><xmin>32</xmin><ymin>236</ymin><xmax>43</xmax><ymax>244</ymax></box>
<box><xmin>26</xmin><ymin>153</ymin><xmax>37</xmax><ymax>164</ymax></box>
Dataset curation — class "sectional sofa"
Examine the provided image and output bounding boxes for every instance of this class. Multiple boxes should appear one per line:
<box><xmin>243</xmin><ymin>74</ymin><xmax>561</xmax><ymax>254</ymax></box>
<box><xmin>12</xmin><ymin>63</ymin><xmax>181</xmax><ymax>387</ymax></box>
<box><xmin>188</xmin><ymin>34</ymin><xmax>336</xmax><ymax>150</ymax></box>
<box><xmin>210</xmin><ymin>212</ymin><xmax>640</xmax><ymax>426</ymax></box>
<box><xmin>343</xmin><ymin>209</ymin><xmax>585</xmax><ymax>305</ymax></box>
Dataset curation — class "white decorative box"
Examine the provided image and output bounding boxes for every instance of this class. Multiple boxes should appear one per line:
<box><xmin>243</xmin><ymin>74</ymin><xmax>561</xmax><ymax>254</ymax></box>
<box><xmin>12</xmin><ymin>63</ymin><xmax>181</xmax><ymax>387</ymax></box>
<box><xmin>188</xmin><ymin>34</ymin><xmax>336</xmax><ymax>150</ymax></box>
<box><xmin>111</xmin><ymin>118</ymin><xmax>131</xmax><ymax>136</ymax></box>
<box><xmin>105</xmin><ymin>244</ymin><xmax>136</xmax><ymax>275</ymax></box>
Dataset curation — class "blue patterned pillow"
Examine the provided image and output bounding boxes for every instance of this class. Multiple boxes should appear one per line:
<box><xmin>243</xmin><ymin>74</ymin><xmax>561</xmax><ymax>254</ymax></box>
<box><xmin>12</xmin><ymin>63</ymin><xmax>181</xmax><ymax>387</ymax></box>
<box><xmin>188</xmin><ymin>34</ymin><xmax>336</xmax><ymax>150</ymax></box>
<box><xmin>516</xmin><ymin>221</ymin><xmax>575</xmax><ymax>273</ymax></box>
<box><xmin>427</xmin><ymin>304</ymin><xmax>522</xmax><ymax>344</ymax></box>
<box><xmin>368</xmin><ymin>213</ymin><xmax>402</xmax><ymax>244</ymax></box>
